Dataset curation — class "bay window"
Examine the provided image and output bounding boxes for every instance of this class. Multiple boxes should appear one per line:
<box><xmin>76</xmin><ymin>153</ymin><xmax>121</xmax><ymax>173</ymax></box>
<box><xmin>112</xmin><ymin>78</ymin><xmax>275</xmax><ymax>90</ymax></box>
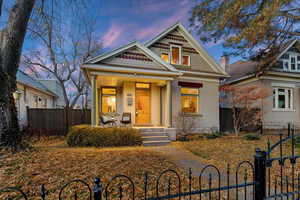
<box><xmin>181</xmin><ymin>87</ymin><xmax>199</xmax><ymax>113</ymax></box>
<box><xmin>273</xmin><ymin>88</ymin><xmax>293</xmax><ymax>111</ymax></box>
<box><xmin>101</xmin><ymin>88</ymin><xmax>116</xmax><ymax>113</ymax></box>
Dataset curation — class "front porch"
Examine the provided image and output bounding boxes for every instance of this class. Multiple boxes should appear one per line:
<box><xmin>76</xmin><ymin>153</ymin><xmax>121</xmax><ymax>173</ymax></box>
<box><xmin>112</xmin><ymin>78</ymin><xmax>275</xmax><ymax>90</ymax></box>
<box><xmin>90</xmin><ymin>72</ymin><xmax>173</xmax><ymax>129</ymax></box>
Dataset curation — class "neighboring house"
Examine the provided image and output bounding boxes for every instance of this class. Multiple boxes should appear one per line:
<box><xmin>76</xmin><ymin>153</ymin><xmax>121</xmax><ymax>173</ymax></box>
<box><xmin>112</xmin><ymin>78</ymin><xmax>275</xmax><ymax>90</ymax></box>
<box><xmin>15</xmin><ymin>70</ymin><xmax>64</xmax><ymax>125</ymax></box>
<box><xmin>82</xmin><ymin>22</ymin><xmax>228</xmax><ymax>136</ymax></box>
<box><xmin>222</xmin><ymin>39</ymin><xmax>300</xmax><ymax>128</ymax></box>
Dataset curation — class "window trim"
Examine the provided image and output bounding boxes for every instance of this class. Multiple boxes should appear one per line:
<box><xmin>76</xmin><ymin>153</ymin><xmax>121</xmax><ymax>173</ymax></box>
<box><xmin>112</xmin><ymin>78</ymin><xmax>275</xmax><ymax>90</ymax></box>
<box><xmin>182</xmin><ymin>55</ymin><xmax>191</xmax><ymax>66</ymax></box>
<box><xmin>180</xmin><ymin>87</ymin><xmax>199</xmax><ymax>114</ymax></box>
<box><xmin>101</xmin><ymin>87</ymin><xmax>117</xmax><ymax>113</ymax></box>
<box><xmin>272</xmin><ymin>87</ymin><xmax>294</xmax><ymax>111</ymax></box>
<box><xmin>170</xmin><ymin>44</ymin><xmax>182</xmax><ymax>65</ymax></box>
<box><xmin>280</xmin><ymin>52</ymin><xmax>300</xmax><ymax>72</ymax></box>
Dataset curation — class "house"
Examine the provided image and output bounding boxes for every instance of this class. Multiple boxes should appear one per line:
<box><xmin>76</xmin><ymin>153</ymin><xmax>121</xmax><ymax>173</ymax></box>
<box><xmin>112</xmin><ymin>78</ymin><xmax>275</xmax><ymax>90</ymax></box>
<box><xmin>223</xmin><ymin>39</ymin><xmax>300</xmax><ymax>129</ymax></box>
<box><xmin>81</xmin><ymin>22</ymin><xmax>228</xmax><ymax>139</ymax></box>
<box><xmin>15</xmin><ymin>70</ymin><xmax>64</xmax><ymax>125</ymax></box>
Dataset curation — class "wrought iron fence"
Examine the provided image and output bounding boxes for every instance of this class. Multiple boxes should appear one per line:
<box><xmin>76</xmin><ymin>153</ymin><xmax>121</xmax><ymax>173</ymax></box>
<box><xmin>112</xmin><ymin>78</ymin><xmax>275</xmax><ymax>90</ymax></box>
<box><xmin>2</xmin><ymin>123</ymin><xmax>300</xmax><ymax>200</ymax></box>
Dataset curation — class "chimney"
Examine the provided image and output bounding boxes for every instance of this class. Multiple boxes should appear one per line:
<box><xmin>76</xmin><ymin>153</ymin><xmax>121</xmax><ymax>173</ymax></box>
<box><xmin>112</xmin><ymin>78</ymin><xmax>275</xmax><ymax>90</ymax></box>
<box><xmin>220</xmin><ymin>55</ymin><xmax>230</xmax><ymax>72</ymax></box>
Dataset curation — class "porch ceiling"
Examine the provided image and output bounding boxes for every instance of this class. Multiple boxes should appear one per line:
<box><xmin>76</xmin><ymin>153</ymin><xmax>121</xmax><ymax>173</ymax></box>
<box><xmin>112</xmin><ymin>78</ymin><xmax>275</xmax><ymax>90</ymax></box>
<box><xmin>96</xmin><ymin>74</ymin><xmax>168</xmax><ymax>87</ymax></box>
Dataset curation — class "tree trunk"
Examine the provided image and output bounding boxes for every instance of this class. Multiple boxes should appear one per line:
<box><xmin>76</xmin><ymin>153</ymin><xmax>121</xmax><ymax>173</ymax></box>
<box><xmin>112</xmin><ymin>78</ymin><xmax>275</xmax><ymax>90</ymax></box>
<box><xmin>0</xmin><ymin>0</ymin><xmax>35</xmax><ymax>150</ymax></box>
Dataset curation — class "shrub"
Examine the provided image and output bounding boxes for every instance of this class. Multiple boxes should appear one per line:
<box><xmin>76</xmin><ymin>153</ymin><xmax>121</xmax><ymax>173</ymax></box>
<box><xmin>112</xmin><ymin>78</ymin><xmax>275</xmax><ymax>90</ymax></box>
<box><xmin>243</xmin><ymin>133</ymin><xmax>260</xmax><ymax>141</ymax></box>
<box><xmin>67</xmin><ymin>125</ymin><xmax>143</xmax><ymax>147</ymax></box>
<box><xmin>205</xmin><ymin>133</ymin><xmax>222</xmax><ymax>139</ymax></box>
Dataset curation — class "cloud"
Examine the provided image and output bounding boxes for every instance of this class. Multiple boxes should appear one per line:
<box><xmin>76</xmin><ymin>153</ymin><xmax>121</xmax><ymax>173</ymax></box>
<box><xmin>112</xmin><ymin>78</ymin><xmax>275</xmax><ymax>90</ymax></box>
<box><xmin>135</xmin><ymin>0</ymin><xmax>190</xmax><ymax>41</ymax></box>
<box><xmin>101</xmin><ymin>23</ymin><xmax>124</xmax><ymax>48</ymax></box>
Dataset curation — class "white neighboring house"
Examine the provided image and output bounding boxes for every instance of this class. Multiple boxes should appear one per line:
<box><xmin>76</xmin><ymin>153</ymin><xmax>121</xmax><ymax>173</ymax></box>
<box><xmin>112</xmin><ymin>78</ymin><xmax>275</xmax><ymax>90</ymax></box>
<box><xmin>15</xmin><ymin>70</ymin><xmax>65</xmax><ymax>126</ymax></box>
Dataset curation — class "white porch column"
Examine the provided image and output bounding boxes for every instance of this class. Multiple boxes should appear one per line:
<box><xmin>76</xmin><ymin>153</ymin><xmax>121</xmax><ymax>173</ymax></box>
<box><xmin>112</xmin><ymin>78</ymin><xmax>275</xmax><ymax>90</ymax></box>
<box><xmin>91</xmin><ymin>75</ymin><xmax>98</xmax><ymax>126</ymax></box>
<box><xmin>165</xmin><ymin>80</ymin><xmax>172</xmax><ymax>127</ymax></box>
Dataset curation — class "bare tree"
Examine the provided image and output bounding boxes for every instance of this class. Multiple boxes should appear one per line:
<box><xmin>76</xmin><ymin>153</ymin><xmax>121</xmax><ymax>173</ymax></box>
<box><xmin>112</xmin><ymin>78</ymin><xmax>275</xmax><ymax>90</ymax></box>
<box><xmin>22</xmin><ymin>0</ymin><xmax>101</xmax><ymax>108</ymax></box>
<box><xmin>0</xmin><ymin>0</ymin><xmax>35</xmax><ymax>150</ymax></box>
<box><xmin>220</xmin><ymin>84</ymin><xmax>271</xmax><ymax>136</ymax></box>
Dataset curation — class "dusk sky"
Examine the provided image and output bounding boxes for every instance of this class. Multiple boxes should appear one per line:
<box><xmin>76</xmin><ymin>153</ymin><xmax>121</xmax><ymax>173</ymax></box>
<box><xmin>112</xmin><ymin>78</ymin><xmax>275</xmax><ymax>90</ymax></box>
<box><xmin>19</xmin><ymin>0</ymin><xmax>240</xmax><ymax>65</ymax></box>
<box><xmin>86</xmin><ymin>0</ymin><xmax>240</xmax><ymax>64</ymax></box>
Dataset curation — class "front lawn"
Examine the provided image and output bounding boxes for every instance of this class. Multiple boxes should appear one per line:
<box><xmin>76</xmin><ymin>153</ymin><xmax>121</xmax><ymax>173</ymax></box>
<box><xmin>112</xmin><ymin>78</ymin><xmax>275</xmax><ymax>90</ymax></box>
<box><xmin>0</xmin><ymin>137</ymin><xmax>183</xmax><ymax>199</ymax></box>
<box><xmin>173</xmin><ymin>134</ymin><xmax>298</xmax><ymax>169</ymax></box>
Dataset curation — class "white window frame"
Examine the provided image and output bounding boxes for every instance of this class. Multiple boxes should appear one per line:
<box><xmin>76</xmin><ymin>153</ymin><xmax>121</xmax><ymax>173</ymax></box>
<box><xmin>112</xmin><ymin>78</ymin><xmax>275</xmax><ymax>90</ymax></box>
<box><xmin>280</xmin><ymin>52</ymin><xmax>300</xmax><ymax>72</ymax></box>
<box><xmin>272</xmin><ymin>87</ymin><xmax>294</xmax><ymax>111</ymax></box>
<box><xmin>170</xmin><ymin>44</ymin><xmax>182</xmax><ymax>65</ymax></box>
<box><xmin>182</xmin><ymin>55</ymin><xmax>191</xmax><ymax>66</ymax></box>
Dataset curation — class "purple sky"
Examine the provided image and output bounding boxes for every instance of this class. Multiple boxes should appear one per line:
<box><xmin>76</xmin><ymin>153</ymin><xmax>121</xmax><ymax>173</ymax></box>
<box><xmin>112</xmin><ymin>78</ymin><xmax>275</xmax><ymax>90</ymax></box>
<box><xmin>83</xmin><ymin>0</ymin><xmax>240</xmax><ymax>64</ymax></box>
<box><xmin>18</xmin><ymin>0</ymin><xmax>240</xmax><ymax>67</ymax></box>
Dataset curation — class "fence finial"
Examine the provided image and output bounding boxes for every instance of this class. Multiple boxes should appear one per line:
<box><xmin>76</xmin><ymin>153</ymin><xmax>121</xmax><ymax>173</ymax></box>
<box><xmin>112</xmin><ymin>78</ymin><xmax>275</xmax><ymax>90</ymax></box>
<box><xmin>93</xmin><ymin>177</ymin><xmax>102</xmax><ymax>200</ymax></box>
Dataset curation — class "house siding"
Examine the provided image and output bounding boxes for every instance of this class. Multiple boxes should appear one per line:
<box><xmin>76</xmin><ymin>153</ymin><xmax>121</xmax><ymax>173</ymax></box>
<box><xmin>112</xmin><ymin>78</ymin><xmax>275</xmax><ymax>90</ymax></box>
<box><xmin>171</xmin><ymin>79</ymin><xmax>220</xmax><ymax>133</ymax></box>
<box><xmin>16</xmin><ymin>83</ymin><xmax>55</xmax><ymax>126</ymax></box>
<box><xmin>261</xmin><ymin>79</ymin><xmax>300</xmax><ymax>127</ymax></box>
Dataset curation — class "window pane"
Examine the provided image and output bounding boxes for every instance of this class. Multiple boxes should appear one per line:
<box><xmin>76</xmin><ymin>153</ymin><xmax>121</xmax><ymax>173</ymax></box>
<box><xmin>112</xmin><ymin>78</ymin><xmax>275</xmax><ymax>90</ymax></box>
<box><xmin>181</xmin><ymin>96</ymin><xmax>198</xmax><ymax>113</ymax></box>
<box><xmin>278</xmin><ymin>89</ymin><xmax>285</xmax><ymax>109</ymax></box>
<box><xmin>292</xmin><ymin>64</ymin><xmax>296</xmax><ymax>70</ymax></box>
<box><xmin>171</xmin><ymin>46</ymin><xmax>180</xmax><ymax>65</ymax></box>
<box><xmin>284</xmin><ymin>62</ymin><xmax>289</xmax><ymax>69</ymax></box>
<box><xmin>273</xmin><ymin>89</ymin><xmax>276</xmax><ymax>108</ymax></box>
<box><xmin>102</xmin><ymin>96</ymin><xmax>116</xmax><ymax>113</ymax></box>
<box><xmin>181</xmin><ymin>88</ymin><xmax>199</xmax><ymax>95</ymax></box>
<box><xmin>161</xmin><ymin>53</ymin><xmax>169</xmax><ymax>63</ymax></box>
<box><xmin>282</xmin><ymin>54</ymin><xmax>289</xmax><ymax>59</ymax></box>
<box><xmin>288</xmin><ymin>89</ymin><xmax>291</xmax><ymax>109</ymax></box>
<box><xmin>182</xmin><ymin>55</ymin><xmax>190</xmax><ymax>66</ymax></box>
<box><xmin>102</xmin><ymin>88</ymin><xmax>116</xmax><ymax>95</ymax></box>
<box><xmin>291</xmin><ymin>57</ymin><xmax>296</xmax><ymax>63</ymax></box>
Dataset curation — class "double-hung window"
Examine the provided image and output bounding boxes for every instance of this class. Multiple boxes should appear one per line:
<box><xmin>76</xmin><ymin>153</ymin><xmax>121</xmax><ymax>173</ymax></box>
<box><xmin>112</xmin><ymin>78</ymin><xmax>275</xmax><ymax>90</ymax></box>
<box><xmin>101</xmin><ymin>88</ymin><xmax>116</xmax><ymax>113</ymax></box>
<box><xmin>181</xmin><ymin>87</ymin><xmax>199</xmax><ymax>113</ymax></box>
<box><xmin>273</xmin><ymin>88</ymin><xmax>293</xmax><ymax>111</ymax></box>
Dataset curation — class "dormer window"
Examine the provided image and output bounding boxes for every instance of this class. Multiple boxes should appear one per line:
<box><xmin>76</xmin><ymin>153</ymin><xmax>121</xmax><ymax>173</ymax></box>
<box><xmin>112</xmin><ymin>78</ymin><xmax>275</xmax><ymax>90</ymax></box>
<box><xmin>171</xmin><ymin>45</ymin><xmax>181</xmax><ymax>65</ymax></box>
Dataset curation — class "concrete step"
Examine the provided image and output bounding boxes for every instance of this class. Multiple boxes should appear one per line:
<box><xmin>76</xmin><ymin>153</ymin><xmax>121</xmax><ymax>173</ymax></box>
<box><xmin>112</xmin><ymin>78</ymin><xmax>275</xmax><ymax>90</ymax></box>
<box><xmin>140</xmin><ymin>132</ymin><xmax>167</xmax><ymax>137</ymax></box>
<box><xmin>143</xmin><ymin>140</ymin><xmax>170</xmax><ymax>146</ymax></box>
<box><xmin>142</xmin><ymin>135</ymin><xmax>169</xmax><ymax>141</ymax></box>
<box><xmin>139</xmin><ymin>128</ymin><xmax>165</xmax><ymax>132</ymax></box>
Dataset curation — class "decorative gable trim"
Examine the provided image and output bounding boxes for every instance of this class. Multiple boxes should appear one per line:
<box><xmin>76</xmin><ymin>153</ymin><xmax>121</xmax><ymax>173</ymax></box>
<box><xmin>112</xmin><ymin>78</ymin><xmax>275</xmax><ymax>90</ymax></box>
<box><xmin>85</xmin><ymin>41</ymin><xmax>179</xmax><ymax>72</ymax></box>
<box><xmin>146</xmin><ymin>22</ymin><xmax>229</xmax><ymax>77</ymax></box>
<box><xmin>116</xmin><ymin>52</ymin><xmax>153</xmax><ymax>62</ymax></box>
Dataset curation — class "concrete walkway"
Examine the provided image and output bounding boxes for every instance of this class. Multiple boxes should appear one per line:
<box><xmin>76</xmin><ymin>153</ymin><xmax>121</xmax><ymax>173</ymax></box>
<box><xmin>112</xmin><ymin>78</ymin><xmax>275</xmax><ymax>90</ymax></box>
<box><xmin>153</xmin><ymin>146</ymin><xmax>228</xmax><ymax>180</ymax></box>
<box><xmin>153</xmin><ymin>145</ymin><xmax>254</xmax><ymax>199</ymax></box>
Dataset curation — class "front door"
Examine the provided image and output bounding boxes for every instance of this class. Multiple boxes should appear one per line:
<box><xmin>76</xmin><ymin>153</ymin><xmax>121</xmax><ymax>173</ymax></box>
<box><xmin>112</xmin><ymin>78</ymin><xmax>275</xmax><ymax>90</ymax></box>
<box><xmin>135</xmin><ymin>83</ymin><xmax>151</xmax><ymax>125</ymax></box>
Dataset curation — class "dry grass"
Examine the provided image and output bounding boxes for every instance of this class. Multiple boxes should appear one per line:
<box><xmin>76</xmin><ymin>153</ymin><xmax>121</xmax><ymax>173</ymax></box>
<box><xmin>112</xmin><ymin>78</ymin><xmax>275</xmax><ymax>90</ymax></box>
<box><xmin>173</xmin><ymin>134</ymin><xmax>299</xmax><ymax>167</ymax></box>
<box><xmin>0</xmin><ymin>137</ymin><xmax>186</xmax><ymax>199</ymax></box>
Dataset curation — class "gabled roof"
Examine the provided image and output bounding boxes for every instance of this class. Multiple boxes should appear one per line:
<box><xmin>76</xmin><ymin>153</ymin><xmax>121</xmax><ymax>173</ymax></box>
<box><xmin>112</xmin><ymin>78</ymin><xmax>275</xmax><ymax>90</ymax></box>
<box><xmin>17</xmin><ymin>70</ymin><xmax>57</xmax><ymax>97</ymax></box>
<box><xmin>145</xmin><ymin>22</ymin><xmax>228</xmax><ymax>77</ymax></box>
<box><xmin>85</xmin><ymin>41</ymin><xmax>179</xmax><ymax>72</ymax></box>
<box><xmin>225</xmin><ymin>61</ymin><xmax>258</xmax><ymax>84</ymax></box>
<box><xmin>277</xmin><ymin>39</ymin><xmax>299</xmax><ymax>59</ymax></box>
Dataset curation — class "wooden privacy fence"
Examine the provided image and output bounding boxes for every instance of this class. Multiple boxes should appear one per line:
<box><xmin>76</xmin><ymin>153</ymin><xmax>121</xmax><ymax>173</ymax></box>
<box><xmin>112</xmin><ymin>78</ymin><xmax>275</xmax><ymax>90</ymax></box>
<box><xmin>26</xmin><ymin>107</ymin><xmax>91</xmax><ymax>136</ymax></box>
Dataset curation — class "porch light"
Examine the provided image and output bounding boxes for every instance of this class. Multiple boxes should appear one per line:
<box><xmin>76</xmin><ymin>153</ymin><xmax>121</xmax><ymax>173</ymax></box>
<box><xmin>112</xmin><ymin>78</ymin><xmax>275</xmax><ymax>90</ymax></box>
<box><xmin>13</xmin><ymin>90</ymin><xmax>21</xmax><ymax>100</ymax></box>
